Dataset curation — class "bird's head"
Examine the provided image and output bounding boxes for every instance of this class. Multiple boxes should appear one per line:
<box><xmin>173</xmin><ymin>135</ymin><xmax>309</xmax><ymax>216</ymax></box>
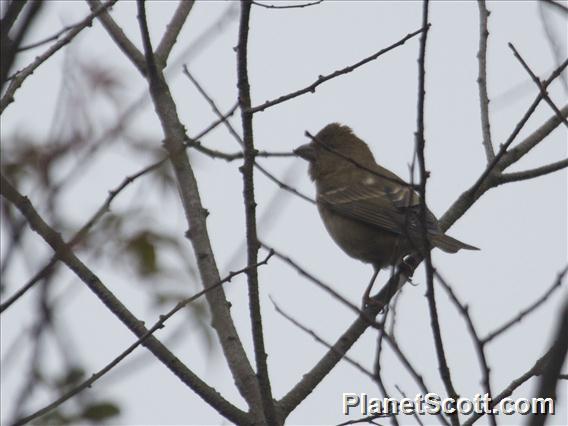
<box><xmin>294</xmin><ymin>123</ymin><xmax>376</xmax><ymax>181</ymax></box>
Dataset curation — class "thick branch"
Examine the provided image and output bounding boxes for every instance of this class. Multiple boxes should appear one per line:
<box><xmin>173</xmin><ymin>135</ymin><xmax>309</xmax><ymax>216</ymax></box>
<box><xmin>0</xmin><ymin>173</ymin><xmax>249</xmax><ymax>425</ymax></box>
<box><xmin>237</xmin><ymin>1</ymin><xmax>277</xmax><ymax>423</ymax></box>
<box><xmin>496</xmin><ymin>158</ymin><xmax>568</xmax><ymax>185</ymax></box>
<box><xmin>499</xmin><ymin>104</ymin><xmax>568</xmax><ymax>171</ymax></box>
<box><xmin>135</xmin><ymin>0</ymin><xmax>261</xmax><ymax>411</ymax></box>
<box><xmin>528</xmin><ymin>297</ymin><xmax>568</xmax><ymax>426</ymax></box>
<box><xmin>155</xmin><ymin>0</ymin><xmax>195</xmax><ymax>67</ymax></box>
<box><xmin>87</xmin><ymin>0</ymin><xmax>147</xmax><ymax>74</ymax></box>
<box><xmin>13</xmin><ymin>253</ymin><xmax>272</xmax><ymax>426</ymax></box>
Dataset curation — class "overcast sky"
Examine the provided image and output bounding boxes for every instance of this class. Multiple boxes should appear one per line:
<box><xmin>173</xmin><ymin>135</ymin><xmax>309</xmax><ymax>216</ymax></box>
<box><xmin>1</xmin><ymin>1</ymin><xmax>567</xmax><ymax>425</ymax></box>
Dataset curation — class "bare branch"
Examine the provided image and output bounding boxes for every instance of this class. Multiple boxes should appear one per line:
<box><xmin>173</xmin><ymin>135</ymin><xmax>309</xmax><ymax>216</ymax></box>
<box><xmin>477</xmin><ymin>0</ymin><xmax>495</xmax><ymax>162</ymax></box>
<box><xmin>439</xmin><ymin>105</ymin><xmax>568</xmax><ymax>232</ymax></box>
<box><xmin>0</xmin><ymin>0</ymin><xmax>118</xmax><ymax>113</ymax></box>
<box><xmin>496</xmin><ymin>158</ymin><xmax>568</xmax><ymax>185</ymax></box>
<box><xmin>248</xmin><ymin>26</ymin><xmax>428</xmax><ymax>114</ymax></box>
<box><xmin>155</xmin><ymin>0</ymin><xmax>195</xmax><ymax>66</ymax></box>
<box><xmin>374</xmin><ymin>328</ymin><xmax>400</xmax><ymax>426</ymax></box>
<box><xmin>482</xmin><ymin>266</ymin><xmax>568</xmax><ymax>344</ymax></box>
<box><xmin>508</xmin><ymin>43</ymin><xmax>568</xmax><ymax>128</ymax></box>
<box><xmin>436</xmin><ymin>271</ymin><xmax>495</xmax><ymax>425</ymax></box>
<box><xmin>252</xmin><ymin>0</ymin><xmax>324</xmax><ymax>9</ymax></box>
<box><xmin>13</xmin><ymin>252</ymin><xmax>273</xmax><ymax>426</ymax></box>
<box><xmin>182</xmin><ymin>66</ymin><xmax>315</xmax><ymax>204</ymax></box>
<box><xmin>271</xmin><ymin>297</ymin><xmax>375</xmax><ymax>381</ymax></box>
<box><xmin>499</xmin><ymin>103</ymin><xmax>568</xmax><ymax>171</ymax></box>
<box><xmin>236</xmin><ymin>1</ymin><xmax>277</xmax><ymax>423</ymax></box>
<box><xmin>0</xmin><ymin>1</ymin><xmax>43</xmax><ymax>90</ymax></box>
<box><xmin>135</xmin><ymin>0</ymin><xmax>261</xmax><ymax>410</ymax></box>
<box><xmin>0</xmin><ymin>110</ymin><xmax>235</xmax><ymax>313</ymax></box>
<box><xmin>277</xmin><ymin>257</ymin><xmax>416</xmax><ymax>417</ymax></box>
<box><xmin>529</xmin><ymin>296</ymin><xmax>568</xmax><ymax>426</ymax></box>
<box><xmin>0</xmin><ymin>173</ymin><xmax>249</xmax><ymax>425</ymax></box>
<box><xmin>86</xmin><ymin>0</ymin><xmax>147</xmax><ymax>74</ymax></box>
<box><xmin>463</xmin><ymin>339</ymin><xmax>561</xmax><ymax>426</ymax></box>
<box><xmin>542</xmin><ymin>0</ymin><xmax>568</xmax><ymax>14</ymax></box>
<box><xmin>414</xmin><ymin>3</ymin><xmax>459</xmax><ymax>424</ymax></box>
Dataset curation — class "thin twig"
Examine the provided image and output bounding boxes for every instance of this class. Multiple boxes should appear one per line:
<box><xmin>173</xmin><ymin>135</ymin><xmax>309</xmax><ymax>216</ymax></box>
<box><xmin>482</xmin><ymin>265</ymin><xmax>568</xmax><ymax>344</ymax></box>
<box><xmin>182</xmin><ymin>65</ymin><xmax>315</xmax><ymax>204</ymax></box>
<box><xmin>248</xmin><ymin>26</ymin><xmax>428</xmax><ymax>114</ymax></box>
<box><xmin>13</xmin><ymin>252</ymin><xmax>273</xmax><ymax>426</ymax></box>
<box><xmin>236</xmin><ymin>1</ymin><xmax>277</xmax><ymax>423</ymax></box>
<box><xmin>467</xmin><ymin>60</ymin><xmax>568</xmax><ymax>199</ymax></box>
<box><xmin>394</xmin><ymin>385</ymin><xmax>425</xmax><ymax>426</ymax></box>
<box><xmin>252</xmin><ymin>0</ymin><xmax>324</xmax><ymax>9</ymax></box>
<box><xmin>0</xmin><ymin>110</ymin><xmax>235</xmax><ymax>313</ymax></box>
<box><xmin>435</xmin><ymin>270</ymin><xmax>495</xmax><ymax>426</ymax></box>
<box><xmin>261</xmin><ymin>242</ymin><xmax>381</xmax><ymax>327</ymax></box>
<box><xmin>414</xmin><ymin>2</ymin><xmax>459</xmax><ymax>425</ymax></box>
<box><xmin>271</xmin><ymin>297</ymin><xmax>375</xmax><ymax>381</ymax></box>
<box><xmin>0</xmin><ymin>0</ymin><xmax>118</xmax><ymax>113</ymax></box>
<box><xmin>0</xmin><ymin>172</ymin><xmax>249</xmax><ymax>425</ymax></box>
<box><xmin>477</xmin><ymin>0</ymin><xmax>495</xmax><ymax>162</ymax></box>
<box><xmin>374</xmin><ymin>327</ymin><xmax>400</xmax><ymax>426</ymax></box>
<box><xmin>462</xmin><ymin>342</ymin><xmax>559</xmax><ymax>426</ymax></box>
<box><xmin>508</xmin><ymin>43</ymin><xmax>568</xmax><ymax>128</ymax></box>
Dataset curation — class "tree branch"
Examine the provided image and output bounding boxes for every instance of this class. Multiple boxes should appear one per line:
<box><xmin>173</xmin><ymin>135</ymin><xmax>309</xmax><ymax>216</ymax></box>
<box><xmin>436</xmin><ymin>271</ymin><xmax>495</xmax><ymax>425</ymax></box>
<box><xmin>13</xmin><ymin>252</ymin><xmax>273</xmax><ymax>426</ymax></box>
<box><xmin>498</xmin><ymin>103</ymin><xmax>568</xmax><ymax>171</ymax></box>
<box><xmin>0</xmin><ymin>0</ymin><xmax>117</xmax><ymax>114</ymax></box>
<box><xmin>482</xmin><ymin>266</ymin><xmax>567</xmax><ymax>344</ymax></box>
<box><xmin>477</xmin><ymin>0</ymin><xmax>495</xmax><ymax>162</ymax></box>
<box><xmin>414</xmin><ymin>3</ymin><xmax>460</xmax><ymax>424</ymax></box>
<box><xmin>508</xmin><ymin>43</ymin><xmax>568</xmax><ymax>128</ymax></box>
<box><xmin>496</xmin><ymin>158</ymin><xmax>568</xmax><ymax>185</ymax></box>
<box><xmin>529</xmin><ymin>297</ymin><xmax>568</xmax><ymax>426</ymax></box>
<box><xmin>155</xmin><ymin>0</ymin><xmax>195</xmax><ymax>67</ymax></box>
<box><xmin>135</xmin><ymin>0</ymin><xmax>261</xmax><ymax>412</ymax></box>
<box><xmin>0</xmin><ymin>173</ymin><xmax>249</xmax><ymax>425</ymax></box>
<box><xmin>248</xmin><ymin>26</ymin><xmax>428</xmax><ymax>114</ymax></box>
<box><xmin>236</xmin><ymin>1</ymin><xmax>277</xmax><ymax>423</ymax></box>
<box><xmin>87</xmin><ymin>0</ymin><xmax>147</xmax><ymax>74</ymax></box>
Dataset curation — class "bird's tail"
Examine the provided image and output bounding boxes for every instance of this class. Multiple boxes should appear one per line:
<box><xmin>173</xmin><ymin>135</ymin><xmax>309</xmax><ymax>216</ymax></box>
<box><xmin>430</xmin><ymin>233</ymin><xmax>480</xmax><ymax>253</ymax></box>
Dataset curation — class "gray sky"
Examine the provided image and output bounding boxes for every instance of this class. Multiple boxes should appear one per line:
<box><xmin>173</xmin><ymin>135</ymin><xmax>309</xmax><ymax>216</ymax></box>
<box><xmin>1</xmin><ymin>1</ymin><xmax>567</xmax><ymax>425</ymax></box>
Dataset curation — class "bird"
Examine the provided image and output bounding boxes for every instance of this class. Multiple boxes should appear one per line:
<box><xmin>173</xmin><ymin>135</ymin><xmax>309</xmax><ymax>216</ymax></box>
<box><xmin>294</xmin><ymin>123</ymin><xmax>478</xmax><ymax>305</ymax></box>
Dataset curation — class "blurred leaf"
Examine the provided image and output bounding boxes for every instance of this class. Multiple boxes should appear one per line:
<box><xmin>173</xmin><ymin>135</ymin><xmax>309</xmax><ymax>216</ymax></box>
<box><xmin>33</xmin><ymin>409</ymin><xmax>72</xmax><ymax>425</ymax></box>
<box><xmin>126</xmin><ymin>231</ymin><xmax>158</xmax><ymax>276</ymax></box>
<box><xmin>79</xmin><ymin>401</ymin><xmax>120</xmax><ymax>422</ymax></box>
<box><xmin>54</xmin><ymin>367</ymin><xmax>85</xmax><ymax>391</ymax></box>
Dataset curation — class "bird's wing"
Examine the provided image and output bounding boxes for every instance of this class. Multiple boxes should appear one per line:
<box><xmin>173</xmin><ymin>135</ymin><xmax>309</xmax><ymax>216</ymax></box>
<box><xmin>318</xmin><ymin>180</ymin><xmax>440</xmax><ymax>235</ymax></box>
<box><xmin>318</xmin><ymin>183</ymin><xmax>407</xmax><ymax>234</ymax></box>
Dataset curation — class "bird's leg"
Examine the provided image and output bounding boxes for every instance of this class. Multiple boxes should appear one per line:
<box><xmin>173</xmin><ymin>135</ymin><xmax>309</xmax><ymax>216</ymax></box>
<box><xmin>362</xmin><ymin>267</ymin><xmax>380</xmax><ymax>308</ymax></box>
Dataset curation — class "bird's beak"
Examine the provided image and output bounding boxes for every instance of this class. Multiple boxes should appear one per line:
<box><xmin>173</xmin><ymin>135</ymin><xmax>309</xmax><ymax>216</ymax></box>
<box><xmin>293</xmin><ymin>143</ymin><xmax>316</xmax><ymax>161</ymax></box>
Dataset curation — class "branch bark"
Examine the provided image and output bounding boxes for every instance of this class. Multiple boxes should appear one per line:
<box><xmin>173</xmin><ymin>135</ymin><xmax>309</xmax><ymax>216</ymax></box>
<box><xmin>236</xmin><ymin>1</ymin><xmax>277</xmax><ymax>423</ymax></box>
<box><xmin>0</xmin><ymin>173</ymin><xmax>249</xmax><ymax>425</ymax></box>
<box><xmin>134</xmin><ymin>0</ymin><xmax>261</xmax><ymax>414</ymax></box>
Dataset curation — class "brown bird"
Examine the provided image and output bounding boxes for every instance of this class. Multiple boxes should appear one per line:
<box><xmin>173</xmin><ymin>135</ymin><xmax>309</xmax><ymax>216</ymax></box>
<box><xmin>294</xmin><ymin>123</ymin><xmax>478</xmax><ymax>305</ymax></box>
